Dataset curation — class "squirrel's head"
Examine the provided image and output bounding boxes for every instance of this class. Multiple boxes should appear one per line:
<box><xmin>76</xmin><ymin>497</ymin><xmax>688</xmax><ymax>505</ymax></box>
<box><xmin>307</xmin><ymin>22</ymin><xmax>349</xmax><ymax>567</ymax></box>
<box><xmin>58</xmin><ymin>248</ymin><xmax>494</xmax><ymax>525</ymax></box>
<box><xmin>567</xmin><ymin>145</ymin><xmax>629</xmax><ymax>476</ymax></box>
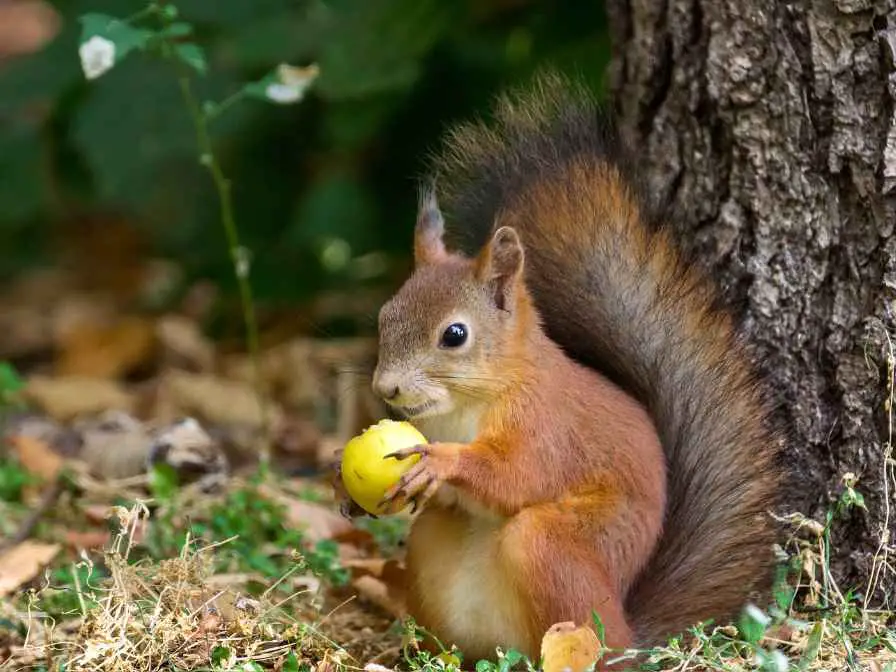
<box><xmin>372</xmin><ymin>188</ymin><xmax>528</xmax><ymax>420</ymax></box>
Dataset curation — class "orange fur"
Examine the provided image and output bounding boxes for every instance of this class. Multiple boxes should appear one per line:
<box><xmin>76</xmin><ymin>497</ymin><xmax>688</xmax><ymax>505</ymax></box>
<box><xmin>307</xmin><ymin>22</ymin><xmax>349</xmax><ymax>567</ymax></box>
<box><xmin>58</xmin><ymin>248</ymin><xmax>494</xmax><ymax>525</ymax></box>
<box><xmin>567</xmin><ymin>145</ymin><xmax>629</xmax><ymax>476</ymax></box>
<box><xmin>359</xmin><ymin>72</ymin><xmax>780</xmax><ymax>668</ymax></box>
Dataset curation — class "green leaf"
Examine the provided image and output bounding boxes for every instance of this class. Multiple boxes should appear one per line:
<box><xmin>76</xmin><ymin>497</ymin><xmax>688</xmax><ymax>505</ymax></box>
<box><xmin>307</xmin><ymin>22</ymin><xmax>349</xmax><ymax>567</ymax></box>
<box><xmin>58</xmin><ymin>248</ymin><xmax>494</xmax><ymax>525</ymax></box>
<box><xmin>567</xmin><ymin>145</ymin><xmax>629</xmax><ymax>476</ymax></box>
<box><xmin>160</xmin><ymin>22</ymin><xmax>194</xmax><ymax>39</ymax></box>
<box><xmin>0</xmin><ymin>120</ymin><xmax>48</xmax><ymax>224</ymax></box>
<box><xmin>71</xmin><ymin>58</ymin><xmax>197</xmax><ymax>200</ymax></box>
<box><xmin>798</xmin><ymin>621</ymin><xmax>823</xmax><ymax>670</ymax></box>
<box><xmin>148</xmin><ymin>462</ymin><xmax>179</xmax><ymax>501</ymax></box>
<box><xmin>591</xmin><ymin>610</ymin><xmax>606</xmax><ymax>645</ymax></box>
<box><xmin>737</xmin><ymin>604</ymin><xmax>771</xmax><ymax>645</ymax></box>
<box><xmin>78</xmin><ymin>13</ymin><xmax>154</xmax><ymax>62</ymax></box>
<box><xmin>498</xmin><ymin>649</ymin><xmax>524</xmax><ymax>672</ymax></box>
<box><xmin>475</xmin><ymin>661</ymin><xmax>496</xmax><ymax>672</ymax></box>
<box><xmin>0</xmin><ymin>361</ymin><xmax>24</xmax><ymax>396</ymax></box>
<box><xmin>436</xmin><ymin>651</ymin><xmax>462</xmax><ymax>668</ymax></box>
<box><xmin>211</xmin><ymin>646</ymin><xmax>232</xmax><ymax>667</ymax></box>
<box><xmin>0</xmin><ymin>30</ymin><xmax>81</xmax><ymax>113</ymax></box>
<box><xmin>312</xmin><ymin>0</ymin><xmax>461</xmax><ymax>100</ymax></box>
<box><xmin>173</xmin><ymin>43</ymin><xmax>207</xmax><ymax>74</ymax></box>
<box><xmin>282</xmin><ymin>652</ymin><xmax>300</xmax><ymax>672</ymax></box>
<box><xmin>0</xmin><ymin>458</ymin><xmax>34</xmax><ymax>502</ymax></box>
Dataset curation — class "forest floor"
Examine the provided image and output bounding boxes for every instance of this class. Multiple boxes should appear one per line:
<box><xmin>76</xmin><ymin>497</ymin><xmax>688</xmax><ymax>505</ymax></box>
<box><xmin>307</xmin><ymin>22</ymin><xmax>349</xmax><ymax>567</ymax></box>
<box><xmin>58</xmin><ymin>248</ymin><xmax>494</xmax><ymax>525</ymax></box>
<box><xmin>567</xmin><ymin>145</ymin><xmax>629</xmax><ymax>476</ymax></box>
<box><xmin>0</xmin><ymin>260</ymin><xmax>894</xmax><ymax>672</ymax></box>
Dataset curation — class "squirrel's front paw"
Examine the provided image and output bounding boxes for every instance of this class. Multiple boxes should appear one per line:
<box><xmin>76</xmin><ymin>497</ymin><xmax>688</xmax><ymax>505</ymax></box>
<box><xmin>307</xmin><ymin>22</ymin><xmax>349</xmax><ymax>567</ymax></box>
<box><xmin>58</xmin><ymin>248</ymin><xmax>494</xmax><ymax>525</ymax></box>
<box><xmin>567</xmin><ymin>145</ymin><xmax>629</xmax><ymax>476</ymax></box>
<box><xmin>379</xmin><ymin>442</ymin><xmax>461</xmax><ymax>513</ymax></box>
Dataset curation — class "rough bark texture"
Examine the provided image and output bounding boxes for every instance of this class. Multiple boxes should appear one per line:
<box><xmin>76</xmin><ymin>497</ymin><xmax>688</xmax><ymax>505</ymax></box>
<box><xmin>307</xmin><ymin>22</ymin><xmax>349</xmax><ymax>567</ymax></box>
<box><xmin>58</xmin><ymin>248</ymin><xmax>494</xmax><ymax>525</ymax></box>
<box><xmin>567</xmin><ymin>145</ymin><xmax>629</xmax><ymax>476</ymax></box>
<box><xmin>605</xmin><ymin>0</ymin><xmax>896</xmax><ymax>601</ymax></box>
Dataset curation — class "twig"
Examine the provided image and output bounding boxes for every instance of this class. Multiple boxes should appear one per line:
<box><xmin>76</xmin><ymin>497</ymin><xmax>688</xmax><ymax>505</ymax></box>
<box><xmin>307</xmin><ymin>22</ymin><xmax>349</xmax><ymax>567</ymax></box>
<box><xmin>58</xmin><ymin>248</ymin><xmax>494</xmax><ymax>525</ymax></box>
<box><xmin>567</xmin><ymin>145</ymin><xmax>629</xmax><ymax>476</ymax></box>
<box><xmin>0</xmin><ymin>475</ymin><xmax>63</xmax><ymax>553</ymax></box>
<box><xmin>176</xmin><ymin>73</ymin><xmax>271</xmax><ymax>467</ymax></box>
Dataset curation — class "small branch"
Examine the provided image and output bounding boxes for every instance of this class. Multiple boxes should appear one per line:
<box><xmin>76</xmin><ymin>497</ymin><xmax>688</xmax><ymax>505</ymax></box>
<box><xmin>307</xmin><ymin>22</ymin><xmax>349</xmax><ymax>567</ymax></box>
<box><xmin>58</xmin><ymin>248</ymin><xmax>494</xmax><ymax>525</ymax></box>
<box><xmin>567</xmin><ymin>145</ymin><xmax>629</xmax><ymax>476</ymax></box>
<box><xmin>177</xmin><ymin>74</ymin><xmax>272</xmax><ymax>467</ymax></box>
<box><xmin>0</xmin><ymin>475</ymin><xmax>63</xmax><ymax>553</ymax></box>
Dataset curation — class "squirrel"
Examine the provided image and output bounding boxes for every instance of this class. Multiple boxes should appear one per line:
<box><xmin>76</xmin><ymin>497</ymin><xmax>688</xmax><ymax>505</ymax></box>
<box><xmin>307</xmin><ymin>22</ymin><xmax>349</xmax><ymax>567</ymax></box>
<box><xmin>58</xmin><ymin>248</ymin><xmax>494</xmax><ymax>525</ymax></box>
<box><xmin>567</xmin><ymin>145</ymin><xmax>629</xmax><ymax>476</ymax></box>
<box><xmin>335</xmin><ymin>72</ymin><xmax>781</xmax><ymax>666</ymax></box>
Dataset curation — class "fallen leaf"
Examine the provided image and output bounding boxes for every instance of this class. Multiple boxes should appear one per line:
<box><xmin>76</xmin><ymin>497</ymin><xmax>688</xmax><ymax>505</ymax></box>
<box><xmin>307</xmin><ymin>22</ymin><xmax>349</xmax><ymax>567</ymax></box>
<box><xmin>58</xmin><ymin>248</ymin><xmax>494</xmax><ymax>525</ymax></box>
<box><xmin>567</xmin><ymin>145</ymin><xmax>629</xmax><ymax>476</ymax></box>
<box><xmin>82</xmin><ymin>504</ymin><xmax>114</xmax><ymax>523</ymax></box>
<box><xmin>6</xmin><ymin>435</ymin><xmax>63</xmax><ymax>481</ymax></box>
<box><xmin>23</xmin><ymin>375</ymin><xmax>136</xmax><ymax>421</ymax></box>
<box><xmin>282</xmin><ymin>499</ymin><xmax>353</xmax><ymax>543</ymax></box>
<box><xmin>540</xmin><ymin>622</ymin><xmax>601</xmax><ymax>672</ymax></box>
<box><xmin>342</xmin><ymin>557</ymin><xmax>388</xmax><ymax>573</ymax></box>
<box><xmin>64</xmin><ymin>530</ymin><xmax>110</xmax><ymax>551</ymax></box>
<box><xmin>0</xmin><ymin>541</ymin><xmax>60</xmax><ymax>597</ymax></box>
<box><xmin>0</xmin><ymin>306</ymin><xmax>51</xmax><ymax>360</ymax></box>
<box><xmin>364</xmin><ymin>664</ymin><xmax>395</xmax><ymax>672</ymax></box>
<box><xmin>155</xmin><ymin>314</ymin><xmax>215</xmax><ymax>372</ymax></box>
<box><xmin>55</xmin><ymin>315</ymin><xmax>157</xmax><ymax>379</ymax></box>
<box><xmin>75</xmin><ymin>410</ymin><xmax>152</xmax><ymax>480</ymax></box>
<box><xmin>153</xmin><ymin>370</ymin><xmax>281</xmax><ymax>429</ymax></box>
<box><xmin>352</xmin><ymin>574</ymin><xmax>406</xmax><ymax>620</ymax></box>
<box><xmin>4</xmin><ymin>414</ymin><xmax>83</xmax><ymax>458</ymax></box>
<box><xmin>146</xmin><ymin>417</ymin><xmax>229</xmax><ymax>492</ymax></box>
<box><xmin>331</xmin><ymin>527</ymin><xmax>377</xmax><ymax>553</ymax></box>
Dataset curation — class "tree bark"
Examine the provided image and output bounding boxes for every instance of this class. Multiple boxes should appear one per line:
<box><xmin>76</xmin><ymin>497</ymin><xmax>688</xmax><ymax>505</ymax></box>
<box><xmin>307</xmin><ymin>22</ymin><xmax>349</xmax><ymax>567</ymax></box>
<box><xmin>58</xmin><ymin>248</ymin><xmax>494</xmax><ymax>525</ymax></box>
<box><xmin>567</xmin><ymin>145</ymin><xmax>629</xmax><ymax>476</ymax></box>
<box><xmin>605</xmin><ymin>0</ymin><xmax>896</xmax><ymax>600</ymax></box>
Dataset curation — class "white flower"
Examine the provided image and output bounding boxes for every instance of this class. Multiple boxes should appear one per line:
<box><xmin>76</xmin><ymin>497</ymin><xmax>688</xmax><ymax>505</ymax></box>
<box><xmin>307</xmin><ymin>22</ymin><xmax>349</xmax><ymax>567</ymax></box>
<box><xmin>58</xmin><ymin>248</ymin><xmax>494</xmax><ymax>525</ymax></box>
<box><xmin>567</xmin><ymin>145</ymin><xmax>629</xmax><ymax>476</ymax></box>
<box><xmin>265</xmin><ymin>82</ymin><xmax>303</xmax><ymax>104</ymax></box>
<box><xmin>264</xmin><ymin>62</ymin><xmax>319</xmax><ymax>104</ymax></box>
<box><xmin>78</xmin><ymin>35</ymin><xmax>116</xmax><ymax>80</ymax></box>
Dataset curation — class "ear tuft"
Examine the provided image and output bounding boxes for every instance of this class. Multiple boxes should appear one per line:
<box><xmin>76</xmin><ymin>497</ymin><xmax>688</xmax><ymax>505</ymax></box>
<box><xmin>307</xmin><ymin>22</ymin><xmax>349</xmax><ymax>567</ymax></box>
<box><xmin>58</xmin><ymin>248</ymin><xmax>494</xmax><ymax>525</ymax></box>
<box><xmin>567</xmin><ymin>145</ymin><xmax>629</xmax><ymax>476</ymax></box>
<box><xmin>476</xmin><ymin>225</ymin><xmax>525</xmax><ymax>310</ymax></box>
<box><xmin>414</xmin><ymin>184</ymin><xmax>447</xmax><ymax>266</ymax></box>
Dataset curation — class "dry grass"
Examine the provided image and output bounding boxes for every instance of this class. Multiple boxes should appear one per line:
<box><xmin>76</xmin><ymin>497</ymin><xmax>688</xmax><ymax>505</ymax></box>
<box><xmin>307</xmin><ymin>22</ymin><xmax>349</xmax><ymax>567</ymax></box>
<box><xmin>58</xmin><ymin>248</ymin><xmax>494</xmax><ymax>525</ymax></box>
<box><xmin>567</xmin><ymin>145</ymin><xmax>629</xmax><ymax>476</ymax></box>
<box><xmin>3</xmin><ymin>499</ymin><xmax>401</xmax><ymax>672</ymax></box>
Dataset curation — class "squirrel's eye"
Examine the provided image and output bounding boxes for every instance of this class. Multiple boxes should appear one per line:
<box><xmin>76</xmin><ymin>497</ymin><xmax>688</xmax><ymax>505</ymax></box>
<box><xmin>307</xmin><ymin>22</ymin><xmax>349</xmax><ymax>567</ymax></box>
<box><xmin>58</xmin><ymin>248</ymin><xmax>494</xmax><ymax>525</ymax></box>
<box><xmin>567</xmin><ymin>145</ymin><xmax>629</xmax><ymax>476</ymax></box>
<box><xmin>440</xmin><ymin>323</ymin><xmax>468</xmax><ymax>348</ymax></box>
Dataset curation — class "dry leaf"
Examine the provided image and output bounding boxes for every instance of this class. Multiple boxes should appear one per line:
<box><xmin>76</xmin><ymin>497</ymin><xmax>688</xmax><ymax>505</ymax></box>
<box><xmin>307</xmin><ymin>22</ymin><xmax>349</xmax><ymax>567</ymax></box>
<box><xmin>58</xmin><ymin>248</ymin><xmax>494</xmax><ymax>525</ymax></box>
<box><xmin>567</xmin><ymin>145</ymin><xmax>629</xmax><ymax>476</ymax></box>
<box><xmin>282</xmin><ymin>499</ymin><xmax>353</xmax><ymax>543</ymax></box>
<box><xmin>0</xmin><ymin>541</ymin><xmax>60</xmax><ymax>597</ymax></box>
<box><xmin>64</xmin><ymin>530</ymin><xmax>110</xmax><ymax>551</ymax></box>
<box><xmin>6</xmin><ymin>434</ymin><xmax>64</xmax><ymax>481</ymax></box>
<box><xmin>346</xmin><ymin>558</ymin><xmax>406</xmax><ymax>620</ymax></box>
<box><xmin>3</xmin><ymin>414</ymin><xmax>82</xmax><ymax>458</ymax></box>
<box><xmin>0</xmin><ymin>305</ymin><xmax>51</xmax><ymax>359</ymax></box>
<box><xmin>156</xmin><ymin>314</ymin><xmax>215</xmax><ymax>372</ymax></box>
<box><xmin>147</xmin><ymin>417</ymin><xmax>229</xmax><ymax>492</ymax></box>
<box><xmin>82</xmin><ymin>504</ymin><xmax>114</xmax><ymax>523</ymax></box>
<box><xmin>23</xmin><ymin>375</ymin><xmax>135</xmax><ymax>421</ymax></box>
<box><xmin>75</xmin><ymin>410</ymin><xmax>152</xmax><ymax>480</ymax></box>
<box><xmin>540</xmin><ymin>622</ymin><xmax>601</xmax><ymax>672</ymax></box>
<box><xmin>55</xmin><ymin>315</ymin><xmax>156</xmax><ymax>379</ymax></box>
<box><xmin>153</xmin><ymin>370</ymin><xmax>281</xmax><ymax>429</ymax></box>
<box><xmin>352</xmin><ymin>574</ymin><xmax>407</xmax><ymax>620</ymax></box>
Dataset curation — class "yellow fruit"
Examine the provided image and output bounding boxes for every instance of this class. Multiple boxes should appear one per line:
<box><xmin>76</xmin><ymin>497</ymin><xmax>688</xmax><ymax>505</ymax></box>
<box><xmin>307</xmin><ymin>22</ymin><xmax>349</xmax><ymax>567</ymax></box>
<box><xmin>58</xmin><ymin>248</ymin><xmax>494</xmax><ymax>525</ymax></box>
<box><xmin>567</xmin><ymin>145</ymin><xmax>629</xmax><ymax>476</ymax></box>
<box><xmin>340</xmin><ymin>419</ymin><xmax>426</xmax><ymax>515</ymax></box>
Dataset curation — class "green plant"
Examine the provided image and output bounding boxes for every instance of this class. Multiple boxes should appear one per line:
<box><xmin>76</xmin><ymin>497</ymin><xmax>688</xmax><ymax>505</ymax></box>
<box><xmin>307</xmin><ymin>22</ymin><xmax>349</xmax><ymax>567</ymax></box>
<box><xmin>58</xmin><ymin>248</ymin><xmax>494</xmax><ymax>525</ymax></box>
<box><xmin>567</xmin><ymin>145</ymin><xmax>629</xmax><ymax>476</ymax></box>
<box><xmin>75</xmin><ymin>3</ymin><xmax>320</xmax><ymax>463</ymax></box>
<box><xmin>0</xmin><ymin>361</ymin><xmax>25</xmax><ymax>410</ymax></box>
<box><xmin>354</xmin><ymin>514</ymin><xmax>409</xmax><ymax>555</ymax></box>
<box><xmin>35</xmin><ymin>561</ymin><xmax>106</xmax><ymax>621</ymax></box>
<box><xmin>0</xmin><ymin>457</ymin><xmax>34</xmax><ymax>502</ymax></box>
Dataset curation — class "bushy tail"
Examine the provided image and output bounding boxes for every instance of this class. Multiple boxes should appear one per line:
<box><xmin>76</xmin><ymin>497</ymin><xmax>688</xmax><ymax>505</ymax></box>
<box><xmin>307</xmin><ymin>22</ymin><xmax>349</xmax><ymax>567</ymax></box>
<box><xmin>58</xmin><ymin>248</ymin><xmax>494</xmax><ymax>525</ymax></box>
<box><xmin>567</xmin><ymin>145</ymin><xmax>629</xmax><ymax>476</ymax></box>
<box><xmin>429</xmin><ymin>72</ymin><xmax>782</xmax><ymax>645</ymax></box>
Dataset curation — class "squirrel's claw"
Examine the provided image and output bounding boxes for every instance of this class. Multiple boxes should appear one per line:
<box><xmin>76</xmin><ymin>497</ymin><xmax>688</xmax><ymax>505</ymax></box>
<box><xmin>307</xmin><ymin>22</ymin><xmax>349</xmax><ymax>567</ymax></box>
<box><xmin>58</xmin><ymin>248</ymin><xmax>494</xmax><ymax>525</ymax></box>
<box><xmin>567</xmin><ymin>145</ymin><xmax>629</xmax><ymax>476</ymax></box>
<box><xmin>384</xmin><ymin>443</ymin><xmax>431</xmax><ymax>461</ymax></box>
<box><xmin>379</xmin><ymin>443</ymin><xmax>445</xmax><ymax>512</ymax></box>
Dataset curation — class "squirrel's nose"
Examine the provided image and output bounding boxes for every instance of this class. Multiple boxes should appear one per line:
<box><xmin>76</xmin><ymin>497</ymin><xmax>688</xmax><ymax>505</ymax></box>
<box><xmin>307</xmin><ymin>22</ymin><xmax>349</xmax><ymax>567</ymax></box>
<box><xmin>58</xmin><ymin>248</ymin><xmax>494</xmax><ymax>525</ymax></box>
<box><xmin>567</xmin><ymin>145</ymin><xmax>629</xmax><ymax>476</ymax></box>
<box><xmin>373</xmin><ymin>372</ymin><xmax>401</xmax><ymax>401</ymax></box>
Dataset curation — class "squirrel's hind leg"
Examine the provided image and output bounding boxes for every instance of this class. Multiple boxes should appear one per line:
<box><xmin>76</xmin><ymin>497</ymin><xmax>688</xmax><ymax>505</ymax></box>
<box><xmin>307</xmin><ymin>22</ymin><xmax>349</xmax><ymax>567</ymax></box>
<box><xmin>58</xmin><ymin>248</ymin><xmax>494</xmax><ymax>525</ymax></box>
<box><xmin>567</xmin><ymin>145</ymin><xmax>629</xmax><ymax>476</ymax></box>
<box><xmin>497</xmin><ymin>502</ymin><xmax>635</xmax><ymax>662</ymax></box>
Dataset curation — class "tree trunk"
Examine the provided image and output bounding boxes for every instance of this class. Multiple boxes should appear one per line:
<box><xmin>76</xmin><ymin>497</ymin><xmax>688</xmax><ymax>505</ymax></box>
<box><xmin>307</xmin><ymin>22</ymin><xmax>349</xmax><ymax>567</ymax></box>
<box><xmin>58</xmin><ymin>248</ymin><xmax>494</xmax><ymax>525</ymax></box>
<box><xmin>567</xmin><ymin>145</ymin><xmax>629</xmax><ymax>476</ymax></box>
<box><xmin>605</xmin><ymin>0</ymin><xmax>896</xmax><ymax>600</ymax></box>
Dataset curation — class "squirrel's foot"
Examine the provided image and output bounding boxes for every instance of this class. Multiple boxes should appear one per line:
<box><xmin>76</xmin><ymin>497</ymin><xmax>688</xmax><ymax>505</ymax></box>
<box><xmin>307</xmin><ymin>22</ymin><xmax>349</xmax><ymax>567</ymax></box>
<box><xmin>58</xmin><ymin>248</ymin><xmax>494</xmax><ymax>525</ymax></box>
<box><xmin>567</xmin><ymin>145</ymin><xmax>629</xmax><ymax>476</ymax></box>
<box><xmin>380</xmin><ymin>442</ymin><xmax>461</xmax><ymax>513</ymax></box>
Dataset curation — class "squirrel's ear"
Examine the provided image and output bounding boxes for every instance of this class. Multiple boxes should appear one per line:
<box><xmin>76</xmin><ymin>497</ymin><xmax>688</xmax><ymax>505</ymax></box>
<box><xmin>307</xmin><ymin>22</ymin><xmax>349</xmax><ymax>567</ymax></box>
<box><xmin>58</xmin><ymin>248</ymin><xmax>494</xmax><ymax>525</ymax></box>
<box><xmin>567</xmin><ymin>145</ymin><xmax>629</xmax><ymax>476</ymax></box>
<box><xmin>476</xmin><ymin>225</ymin><xmax>524</xmax><ymax>311</ymax></box>
<box><xmin>414</xmin><ymin>186</ymin><xmax>447</xmax><ymax>267</ymax></box>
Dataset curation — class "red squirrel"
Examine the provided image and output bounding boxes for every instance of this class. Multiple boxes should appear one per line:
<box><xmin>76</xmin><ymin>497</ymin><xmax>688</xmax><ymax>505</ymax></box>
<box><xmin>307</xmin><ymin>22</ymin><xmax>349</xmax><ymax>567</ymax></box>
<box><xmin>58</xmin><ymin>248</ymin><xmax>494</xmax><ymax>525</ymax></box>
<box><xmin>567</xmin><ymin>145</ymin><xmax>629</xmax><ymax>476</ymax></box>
<box><xmin>336</xmin><ymin>72</ymin><xmax>781</xmax><ymax>665</ymax></box>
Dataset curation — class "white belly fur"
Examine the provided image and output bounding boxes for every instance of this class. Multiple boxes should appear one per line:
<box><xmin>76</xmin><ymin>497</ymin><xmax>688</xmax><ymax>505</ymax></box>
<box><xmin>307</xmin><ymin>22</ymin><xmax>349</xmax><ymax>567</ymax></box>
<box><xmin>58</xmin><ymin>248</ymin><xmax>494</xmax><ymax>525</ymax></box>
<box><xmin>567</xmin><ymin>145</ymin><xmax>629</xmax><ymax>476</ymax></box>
<box><xmin>412</xmin><ymin>512</ymin><xmax>531</xmax><ymax>657</ymax></box>
<box><xmin>409</xmin><ymin>406</ymin><xmax>530</xmax><ymax>655</ymax></box>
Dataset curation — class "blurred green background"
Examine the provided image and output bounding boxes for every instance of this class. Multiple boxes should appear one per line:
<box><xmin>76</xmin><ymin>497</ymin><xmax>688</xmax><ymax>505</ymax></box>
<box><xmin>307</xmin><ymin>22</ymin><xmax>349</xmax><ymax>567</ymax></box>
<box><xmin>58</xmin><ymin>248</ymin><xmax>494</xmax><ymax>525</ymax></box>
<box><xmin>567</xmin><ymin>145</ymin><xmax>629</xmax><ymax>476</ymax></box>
<box><xmin>0</xmin><ymin>0</ymin><xmax>611</xmax><ymax>340</ymax></box>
